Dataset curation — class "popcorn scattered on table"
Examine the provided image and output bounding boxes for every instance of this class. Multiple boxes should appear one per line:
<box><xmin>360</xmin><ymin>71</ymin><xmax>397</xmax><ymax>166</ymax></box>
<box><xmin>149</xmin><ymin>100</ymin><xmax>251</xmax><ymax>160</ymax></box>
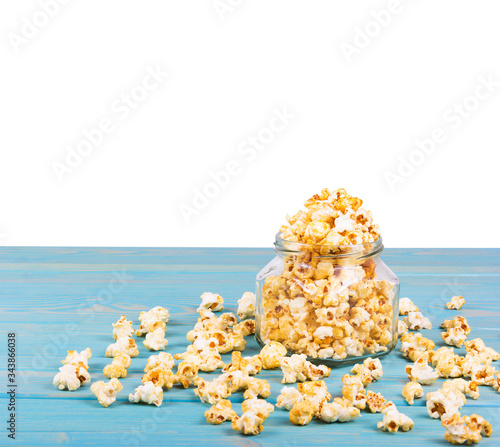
<box><xmin>276</xmin><ymin>386</ymin><xmax>304</xmax><ymax>410</ymax></box>
<box><xmin>144</xmin><ymin>352</ymin><xmax>175</xmax><ymax>372</ymax></box>
<box><xmin>237</xmin><ymin>292</ymin><xmax>256</xmax><ymax>320</ymax></box>
<box><xmin>175</xmin><ymin>345</ymin><xmax>225</xmax><ymax>372</ymax></box>
<box><xmin>193</xmin><ymin>377</ymin><xmax>231</xmax><ymax>404</ymax></box>
<box><xmin>205</xmin><ymin>399</ymin><xmax>237</xmax><ymax>424</ymax></box>
<box><xmin>398</xmin><ymin>319</ymin><xmax>409</xmax><ymax>336</ymax></box>
<box><xmin>321</xmin><ymin>398</ymin><xmax>361</xmax><ymax>423</ymax></box>
<box><xmin>442</xmin><ymin>327</ymin><xmax>467</xmax><ymax>348</ymax></box>
<box><xmin>351</xmin><ymin>357</ymin><xmax>383</xmax><ymax>382</ymax></box>
<box><xmin>446</xmin><ymin>296</ymin><xmax>465</xmax><ymax>310</ymax></box>
<box><xmin>442</xmin><ymin>316</ymin><xmax>471</xmax><ymax>335</ymax></box>
<box><xmin>280</xmin><ymin>354</ymin><xmax>331</xmax><ymax>383</ymax></box>
<box><xmin>464</xmin><ymin>338</ymin><xmax>499</xmax><ymax>361</ymax></box>
<box><xmin>136</xmin><ymin>306</ymin><xmax>170</xmax><ymax>337</ymax></box>
<box><xmin>103</xmin><ymin>352</ymin><xmax>131</xmax><ymax>379</ymax></box>
<box><xmin>129</xmin><ymin>381</ymin><xmax>163</xmax><ymax>406</ymax></box>
<box><xmin>289</xmin><ymin>400</ymin><xmax>315</xmax><ymax>426</ymax></box>
<box><xmin>403</xmin><ymin>311</ymin><xmax>432</xmax><ymax>330</ymax></box>
<box><xmin>342</xmin><ymin>374</ymin><xmax>367</xmax><ymax>409</ymax></box>
<box><xmin>433</xmin><ymin>347</ymin><xmax>462</xmax><ymax>378</ymax></box>
<box><xmin>443</xmin><ymin>379</ymin><xmax>480</xmax><ymax>400</ymax></box>
<box><xmin>142</xmin><ymin>367</ymin><xmax>176</xmax><ymax>390</ymax></box>
<box><xmin>399</xmin><ymin>297</ymin><xmax>419</xmax><ymax>316</ymax></box>
<box><xmin>402</xmin><ymin>381</ymin><xmax>423</xmax><ymax>405</ymax></box>
<box><xmin>232</xmin><ymin>411</ymin><xmax>265</xmax><ymax>435</ymax></box>
<box><xmin>53</xmin><ymin>363</ymin><xmax>91</xmax><ymax>391</ymax></box>
<box><xmin>197</xmin><ymin>292</ymin><xmax>224</xmax><ymax>313</ymax></box>
<box><xmin>61</xmin><ymin>348</ymin><xmax>92</xmax><ymax>368</ymax></box>
<box><xmin>233</xmin><ymin>319</ymin><xmax>255</xmax><ymax>336</ymax></box>
<box><xmin>242</xmin><ymin>398</ymin><xmax>274</xmax><ymax>420</ymax></box>
<box><xmin>175</xmin><ymin>361</ymin><xmax>199</xmax><ymax>388</ymax></box>
<box><xmin>105</xmin><ymin>335</ymin><xmax>139</xmax><ymax>358</ymax></box>
<box><xmin>405</xmin><ymin>352</ymin><xmax>439</xmax><ymax>384</ymax></box>
<box><xmin>442</xmin><ymin>413</ymin><xmax>492</xmax><ymax>445</ymax></box>
<box><xmin>400</xmin><ymin>332</ymin><xmax>435</xmax><ymax>362</ymax></box>
<box><xmin>426</xmin><ymin>387</ymin><xmax>466</xmax><ymax>419</ymax></box>
<box><xmin>260</xmin><ymin>341</ymin><xmax>287</xmax><ymax>369</ymax></box>
<box><xmin>223</xmin><ymin>351</ymin><xmax>263</xmax><ymax>375</ymax></box>
<box><xmin>366</xmin><ymin>390</ymin><xmax>388</xmax><ymax>413</ymax></box>
<box><xmin>112</xmin><ymin>315</ymin><xmax>134</xmax><ymax>340</ymax></box>
<box><xmin>143</xmin><ymin>327</ymin><xmax>168</xmax><ymax>351</ymax></box>
<box><xmin>377</xmin><ymin>403</ymin><xmax>414</xmax><ymax>432</ymax></box>
<box><xmin>91</xmin><ymin>378</ymin><xmax>123</xmax><ymax>407</ymax></box>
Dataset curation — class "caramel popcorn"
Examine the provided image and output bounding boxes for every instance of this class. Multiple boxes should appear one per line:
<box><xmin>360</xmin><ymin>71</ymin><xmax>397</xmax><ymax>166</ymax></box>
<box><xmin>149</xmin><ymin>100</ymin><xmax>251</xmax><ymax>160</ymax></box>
<box><xmin>280</xmin><ymin>354</ymin><xmax>330</xmax><ymax>383</ymax></box>
<box><xmin>143</xmin><ymin>327</ymin><xmax>168</xmax><ymax>351</ymax></box>
<box><xmin>142</xmin><ymin>367</ymin><xmax>176</xmax><ymax>389</ymax></box>
<box><xmin>365</xmin><ymin>390</ymin><xmax>388</xmax><ymax>413</ymax></box>
<box><xmin>233</xmin><ymin>319</ymin><xmax>255</xmax><ymax>336</ymax></box>
<box><xmin>243</xmin><ymin>377</ymin><xmax>271</xmax><ymax>400</ymax></box>
<box><xmin>442</xmin><ymin>328</ymin><xmax>467</xmax><ymax>348</ymax></box>
<box><xmin>197</xmin><ymin>292</ymin><xmax>224</xmax><ymax>313</ymax></box>
<box><xmin>175</xmin><ymin>361</ymin><xmax>199</xmax><ymax>388</ymax></box>
<box><xmin>103</xmin><ymin>352</ymin><xmax>131</xmax><ymax>379</ymax></box>
<box><xmin>350</xmin><ymin>357</ymin><xmax>383</xmax><ymax>382</ymax></box>
<box><xmin>289</xmin><ymin>400</ymin><xmax>315</xmax><ymax>426</ymax></box>
<box><xmin>136</xmin><ymin>306</ymin><xmax>170</xmax><ymax>336</ymax></box>
<box><xmin>433</xmin><ymin>347</ymin><xmax>463</xmax><ymax>378</ymax></box>
<box><xmin>469</xmin><ymin>364</ymin><xmax>496</xmax><ymax>386</ymax></box>
<box><xmin>129</xmin><ymin>381</ymin><xmax>163</xmax><ymax>406</ymax></box>
<box><xmin>205</xmin><ymin>399</ymin><xmax>237</xmax><ymax>424</ymax></box>
<box><xmin>446</xmin><ymin>296</ymin><xmax>465</xmax><ymax>310</ymax></box>
<box><xmin>320</xmin><ymin>398</ymin><xmax>361</xmax><ymax>423</ymax></box>
<box><xmin>144</xmin><ymin>352</ymin><xmax>175</xmax><ymax>373</ymax></box>
<box><xmin>464</xmin><ymin>338</ymin><xmax>499</xmax><ymax>361</ymax></box>
<box><xmin>90</xmin><ymin>378</ymin><xmax>123</xmax><ymax>407</ymax></box>
<box><xmin>276</xmin><ymin>386</ymin><xmax>304</xmax><ymax>410</ymax></box>
<box><xmin>402</xmin><ymin>381</ymin><xmax>423</xmax><ymax>405</ymax></box>
<box><xmin>260</xmin><ymin>341</ymin><xmax>287</xmax><ymax>369</ymax></box>
<box><xmin>400</xmin><ymin>332</ymin><xmax>435</xmax><ymax>362</ymax></box>
<box><xmin>53</xmin><ymin>363</ymin><xmax>90</xmax><ymax>391</ymax></box>
<box><xmin>193</xmin><ymin>377</ymin><xmax>231</xmax><ymax>404</ymax></box>
<box><xmin>61</xmin><ymin>348</ymin><xmax>92</xmax><ymax>368</ymax></box>
<box><xmin>237</xmin><ymin>292</ymin><xmax>256</xmax><ymax>320</ymax></box>
<box><xmin>342</xmin><ymin>375</ymin><xmax>367</xmax><ymax>409</ymax></box>
<box><xmin>442</xmin><ymin>379</ymin><xmax>480</xmax><ymax>400</ymax></box>
<box><xmin>112</xmin><ymin>315</ymin><xmax>134</xmax><ymax>340</ymax></box>
<box><xmin>223</xmin><ymin>351</ymin><xmax>263</xmax><ymax>375</ymax></box>
<box><xmin>442</xmin><ymin>316</ymin><xmax>471</xmax><ymax>335</ymax></box>
<box><xmin>399</xmin><ymin>297</ymin><xmax>419</xmax><ymax>315</ymax></box>
<box><xmin>441</xmin><ymin>413</ymin><xmax>491</xmax><ymax>445</ymax></box>
<box><xmin>231</xmin><ymin>411</ymin><xmax>265</xmax><ymax>435</ymax></box>
<box><xmin>241</xmin><ymin>398</ymin><xmax>274</xmax><ymax>420</ymax></box>
<box><xmin>398</xmin><ymin>319</ymin><xmax>409</xmax><ymax>336</ymax></box>
<box><xmin>105</xmin><ymin>336</ymin><xmax>139</xmax><ymax>358</ymax></box>
<box><xmin>403</xmin><ymin>311</ymin><xmax>432</xmax><ymax>330</ymax></box>
<box><xmin>298</xmin><ymin>380</ymin><xmax>332</xmax><ymax>417</ymax></box>
<box><xmin>426</xmin><ymin>387</ymin><xmax>466</xmax><ymax>419</ymax></box>
<box><xmin>377</xmin><ymin>403</ymin><xmax>414</xmax><ymax>432</ymax></box>
<box><xmin>405</xmin><ymin>352</ymin><xmax>439</xmax><ymax>385</ymax></box>
<box><xmin>174</xmin><ymin>345</ymin><xmax>225</xmax><ymax>372</ymax></box>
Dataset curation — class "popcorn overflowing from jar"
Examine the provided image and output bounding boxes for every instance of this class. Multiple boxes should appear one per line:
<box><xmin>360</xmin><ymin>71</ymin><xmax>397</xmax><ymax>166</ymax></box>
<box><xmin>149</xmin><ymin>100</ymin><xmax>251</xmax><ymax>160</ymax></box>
<box><xmin>255</xmin><ymin>188</ymin><xmax>400</xmax><ymax>362</ymax></box>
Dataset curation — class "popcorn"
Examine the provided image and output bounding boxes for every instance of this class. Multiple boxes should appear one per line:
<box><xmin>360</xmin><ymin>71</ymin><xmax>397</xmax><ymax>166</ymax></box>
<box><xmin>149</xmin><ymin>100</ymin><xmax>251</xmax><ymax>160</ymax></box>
<box><xmin>175</xmin><ymin>361</ymin><xmax>199</xmax><ymax>388</ymax></box>
<box><xmin>61</xmin><ymin>348</ymin><xmax>92</xmax><ymax>368</ymax></box>
<box><xmin>233</xmin><ymin>319</ymin><xmax>255</xmax><ymax>336</ymax></box>
<box><xmin>433</xmin><ymin>347</ymin><xmax>463</xmax><ymax>378</ymax></box>
<box><xmin>142</xmin><ymin>367</ymin><xmax>176</xmax><ymax>389</ymax></box>
<box><xmin>243</xmin><ymin>377</ymin><xmax>271</xmax><ymax>400</ymax></box>
<box><xmin>112</xmin><ymin>315</ymin><xmax>134</xmax><ymax>340</ymax></box>
<box><xmin>442</xmin><ymin>328</ymin><xmax>467</xmax><ymax>348</ymax></box>
<box><xmin>426</xmin><ymin>387</ymin><xmax>466</xmax><ymax>419</ymax></box>
<box><xmin>403</xmin><ymin>312</ymin><xmax>432</xmax><ymax>330</ymax></box>
<box><xmin>342</xmin><ymin>375</ymin><xmax>367</xmax><ymax>409</ymax></box>
<box><xmin>298</xmin><ymin>380</ymin><xmax>332</xmax><ymax>417</ymax></box>
<box><xmin>442</xmin><ymin>379</ymin><xmax>480</xmax><ymax>400</ymax></box>
<box><xmin>470</xmin><ymin>364</ymin><xmax>496</xmax><ymax>386</ymax></box>
<box><xmin>174</xmin><ymin>345</ymin><xmax>225</xmax><ymax>372</ymax></box>
<box><xmin>402</xmin><ymin>382</ymin><xmax>423</xmax><ymax>405</ymax></box>
<box><xmin>289</xmin><ymin>400</ymin><xmax>315</xmax><ymax>426</ymax></box>
<box><xmin>321</xmin><ymin>398</ymin><xmax>361</xmax><ymax>423</ymax></box>
<box><xmin>399</xmin><ymin>297</ymin><xmax>419</xmax><ymax>315</ymax></box>
<box><xmin>441</xmin><ymin>316</ymin><xmax>471</xmax><ymax>335</ymax></box>
<box><xmin>464</xmin><ymin>338</ymin><xmax>499</xmax><ymax>361</ymax></box>
<box><xmin>276</xmin><ymin>386</ymin><xmax>304</xmax><ymax>410</ymax></box>
<box><xmin>280</xmin><ymin>354</ymin><xmax>331</xmax><ymax>383</ymax></box>
<box><xmin>231</xmin><ymin>411</ymin><xmax>265</xmax><ymax>435</ymax></box>
<box><xmin>400</xmin><ymin>332</ymin><xmax>435</xmax><ymax>362</ymax></box>
<box><xmin>205</xmin><ymin>400</ymin><xmax>237</xmax><ymax>424</ymax></box>
<box><xmin>103</xmin><ymin>352</ymin><xmax>131</xmax><ymax>379</ymax></box>
<box><xmin>398</xmin><ymin>319</ymin><xmax>409</xmax><ymax>336</ymax></box>
<box><xmin>197</xmin><ymin>292</ymin><xmax>224</xmax><ymax>313</ymax></box>
<box><xmin>237</xmin><ymin>292</ymin><xmax>256</xmax><ymax>320</ymax></box>
<box><xmin>241</xmin><ymin>398</ymin><xmax>274</xmax><ymax>420</ymax></box>
<box><xmin>143</xmin><ymin>328</ymin><xmax>168</xmax><ymax>351</ymax></box>
<box><xmin>223</xmin><ymin>351</ymin><xmax>263</xmax><ymax>375</ymax></box>
<box><xmin>193</xmin><ymin>377</ymin><xmax>231</xmax><ymax>404</ymax></box>
<box><xmin>144</xmin><ymin>352</ymin><xmax>175</xmax><ymax>373</ymax></box>
<box><xmin>53</xmin><ymin>363</ymin><xmax>90</xmax><ymax>391</ymax></box>
<box><xmin>365</xmin><ymin>391</ymin><xmax>388</xmax><ymax>413</ymax></box>
<box><xmin>129</xmin><ymin>381</ymin><xmax>163</xmax><ymax>406</ymax></box>
<box><xmin>136</xmin><ymin>306</ymin><xmax>170</xmax><ymax>336</ymax></box>
<box><xmin>260</xmin><ymin>342</ymin><xmax>287</xmax><ymax>369</ymax></box>
<box><xmin>90</xmin><ymin>378</ymin><xmax>123</xmax><ymax>407</ymax></box>
<box><xmin>446</xmin><ymin>295</ymin><xmax>465</xmax><ymax>310</ymax></box>
<box><xmin>377</xmin><ymin>403</ymin><xmax>414</xmax><ymax>432</ymax></box>
<box><xmin>350</xmin><ymin>357</ymin><xmax>383</xmax><ymax>382</ymax></box>
<box><xmin>441</xmin><ymin>413</ymin><xmax>491</xmax><ymax>445</ymax></box>
<box><xmin>105</xmin><ymin>336</ymin><xmax>139</xmax><ymax>358</ymax></box>
<box><xmin>405</xmin><ymin>352</ymin><xmax>439</xmax><ymax>385</ymax></box>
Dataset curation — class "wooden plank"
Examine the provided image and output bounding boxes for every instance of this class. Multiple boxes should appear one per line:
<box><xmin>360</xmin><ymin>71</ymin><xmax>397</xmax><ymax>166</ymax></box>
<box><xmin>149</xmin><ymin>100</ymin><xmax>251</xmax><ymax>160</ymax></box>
<box><xmin>0</xmin><ymin>248</ymin><xmax>499</xmax><ymax>446</ymax></box>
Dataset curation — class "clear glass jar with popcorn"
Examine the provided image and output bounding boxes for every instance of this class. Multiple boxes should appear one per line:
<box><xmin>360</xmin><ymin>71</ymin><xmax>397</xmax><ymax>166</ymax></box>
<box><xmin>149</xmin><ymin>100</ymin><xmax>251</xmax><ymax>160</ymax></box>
<box><xmin>255</xmin><ymin>188</ymin><xmax>400</xmax><ymax>364</ymax></box>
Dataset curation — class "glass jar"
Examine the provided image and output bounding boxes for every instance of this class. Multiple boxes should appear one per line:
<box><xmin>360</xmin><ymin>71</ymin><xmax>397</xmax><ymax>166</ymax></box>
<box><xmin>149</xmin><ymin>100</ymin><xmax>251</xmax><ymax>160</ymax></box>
<box><xmin>255</xmin><ymin>233</ymin><xmax>400</xmax><ymax>364</ymax></box>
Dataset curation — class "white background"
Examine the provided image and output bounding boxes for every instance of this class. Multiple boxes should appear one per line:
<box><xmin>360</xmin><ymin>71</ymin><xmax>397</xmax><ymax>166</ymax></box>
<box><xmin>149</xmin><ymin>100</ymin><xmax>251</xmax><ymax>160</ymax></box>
<box><xmin>1</xmin><ymin>0</ymin><xmax>499</xmax><ymax>248</ymax></box>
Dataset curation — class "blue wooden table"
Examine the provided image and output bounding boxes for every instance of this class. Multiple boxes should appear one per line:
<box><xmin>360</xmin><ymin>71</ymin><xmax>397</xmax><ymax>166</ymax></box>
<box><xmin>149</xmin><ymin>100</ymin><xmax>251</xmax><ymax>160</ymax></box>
<box><xmin>0</xmin><ymin>248</ymin><xmax>499</xmax><ymax>446</ymax></box>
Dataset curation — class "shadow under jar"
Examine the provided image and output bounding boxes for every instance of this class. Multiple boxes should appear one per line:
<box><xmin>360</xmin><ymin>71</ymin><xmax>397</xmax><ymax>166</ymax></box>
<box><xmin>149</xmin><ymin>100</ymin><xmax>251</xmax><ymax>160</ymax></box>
<box><xmin>255</xmin><ymin>233</ymin><xmax>400</xmax><ymax>365</ymax></box>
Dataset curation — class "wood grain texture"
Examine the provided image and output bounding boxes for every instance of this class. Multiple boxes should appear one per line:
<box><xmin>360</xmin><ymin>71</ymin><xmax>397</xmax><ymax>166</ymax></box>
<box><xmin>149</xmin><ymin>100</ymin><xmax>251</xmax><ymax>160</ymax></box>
<box><xmin>0</xmin><ymin>247</ymin><xmax>499</xmax><ymax>446</ymax></box>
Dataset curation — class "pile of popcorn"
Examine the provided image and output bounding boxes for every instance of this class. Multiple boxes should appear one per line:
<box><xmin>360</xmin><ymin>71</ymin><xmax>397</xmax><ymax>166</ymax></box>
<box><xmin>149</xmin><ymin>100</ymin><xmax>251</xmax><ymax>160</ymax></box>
<box><xmin>260</xmin><ymin>188</ymin><xmax>397</xmax><ymax>360</ymax></box>
<box><xmin>398</xmin><ymin>295</ymin><xmax>496</xmax><ymax>445</ymax></box>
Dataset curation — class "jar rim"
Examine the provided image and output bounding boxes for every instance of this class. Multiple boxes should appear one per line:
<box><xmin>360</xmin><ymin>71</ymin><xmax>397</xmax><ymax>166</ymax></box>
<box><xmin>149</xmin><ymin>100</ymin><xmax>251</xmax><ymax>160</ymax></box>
<box><xmin>274</xmin><ymin>232</ymin><xmax>383</xmax><ymax>259</ymax></box>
